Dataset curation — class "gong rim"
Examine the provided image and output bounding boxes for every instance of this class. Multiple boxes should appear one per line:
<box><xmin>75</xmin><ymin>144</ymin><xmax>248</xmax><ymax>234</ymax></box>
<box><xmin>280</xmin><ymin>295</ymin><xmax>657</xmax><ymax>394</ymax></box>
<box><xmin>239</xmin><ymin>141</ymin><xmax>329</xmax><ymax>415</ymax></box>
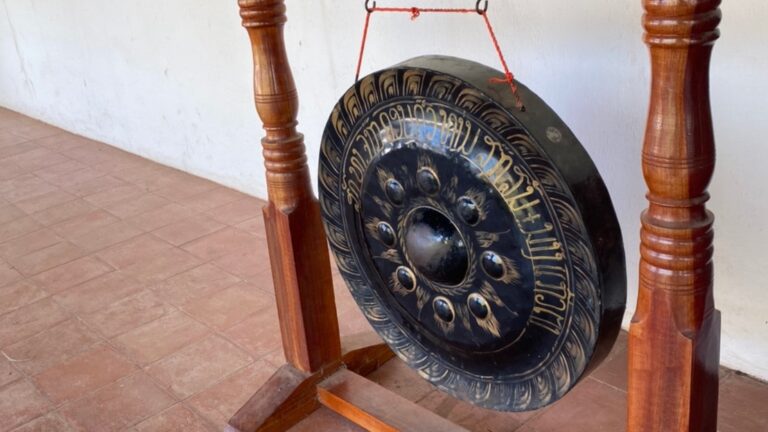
<box><xmin>319</xmin><ymin>55</ymin><xmax>626</xmax><ymax>411</ymax></box>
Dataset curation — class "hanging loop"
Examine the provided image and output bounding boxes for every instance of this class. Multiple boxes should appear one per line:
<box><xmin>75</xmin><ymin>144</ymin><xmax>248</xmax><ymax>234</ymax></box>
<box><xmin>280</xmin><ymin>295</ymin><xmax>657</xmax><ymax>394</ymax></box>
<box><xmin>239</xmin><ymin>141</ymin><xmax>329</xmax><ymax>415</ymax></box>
<box><xmin>365</xmin><ymin>0</ymin><xmax>377</xmax><ymax>13</ymax></box>
<box><xmin>476</xmin><ymin>0</ymin><xmax>488</xmax><ymax>14</ymax></box>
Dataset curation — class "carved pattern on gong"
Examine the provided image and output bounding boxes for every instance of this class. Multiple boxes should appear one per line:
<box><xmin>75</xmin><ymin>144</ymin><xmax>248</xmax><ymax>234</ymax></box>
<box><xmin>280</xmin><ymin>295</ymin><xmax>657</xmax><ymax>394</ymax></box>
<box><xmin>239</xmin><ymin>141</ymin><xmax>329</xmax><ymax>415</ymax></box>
<box><xmin>319</xmin><ymin>65</ymin><xmax>603</xmax><ymax>411</ymax></box>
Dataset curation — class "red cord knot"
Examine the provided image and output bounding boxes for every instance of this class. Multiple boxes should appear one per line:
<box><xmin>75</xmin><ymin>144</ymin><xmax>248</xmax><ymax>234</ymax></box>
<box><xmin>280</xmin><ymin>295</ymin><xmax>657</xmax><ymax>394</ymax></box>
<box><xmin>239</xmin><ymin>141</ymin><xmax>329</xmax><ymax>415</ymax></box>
<box><xmin>489</xmin><ymin>71</ymin><xmax>515</xmax><ymax>85</ymax></box>
<box><xmin>410</xmin><ymin>7</ymin><xmax>420</xmax><ymax>20</ymax></box>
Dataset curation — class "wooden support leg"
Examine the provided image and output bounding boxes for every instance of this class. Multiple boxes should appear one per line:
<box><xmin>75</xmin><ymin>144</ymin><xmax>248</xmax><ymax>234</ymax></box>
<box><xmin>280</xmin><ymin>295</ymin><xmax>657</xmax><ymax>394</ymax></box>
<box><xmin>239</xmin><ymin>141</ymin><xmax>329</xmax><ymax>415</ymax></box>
<box><xmin>239</xmin><ymin>0</ymin><xmax>341</xmax><ymax>374</ymax></box>
<box><xmin>628</xmin><ymin>1</ymin><xmax>722</xmax><ymax>431</ymax></box>
<box><xmin>230</xmin><ymin>2</ymin><xmax>396</xmax><ymax>430</ymax></box>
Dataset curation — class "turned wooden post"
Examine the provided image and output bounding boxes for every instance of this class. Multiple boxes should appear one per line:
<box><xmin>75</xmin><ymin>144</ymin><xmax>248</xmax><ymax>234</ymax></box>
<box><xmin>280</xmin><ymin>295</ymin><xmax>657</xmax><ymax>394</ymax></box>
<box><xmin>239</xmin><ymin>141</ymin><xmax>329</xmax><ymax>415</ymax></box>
<box><xmin>628</xmin><ymin>1</ymin><xmax>722</xmax><ymax>431</ymax></box>
<box><xmin>239</xmin><ymin>0</ymin><xmax>341</xmax><ymax>373</ymax></box>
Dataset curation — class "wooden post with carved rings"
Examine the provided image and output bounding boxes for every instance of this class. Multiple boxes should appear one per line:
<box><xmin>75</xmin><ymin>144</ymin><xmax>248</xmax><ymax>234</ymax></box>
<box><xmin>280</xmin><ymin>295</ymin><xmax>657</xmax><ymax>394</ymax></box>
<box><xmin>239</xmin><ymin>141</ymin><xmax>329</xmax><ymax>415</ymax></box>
<box><xmin>228</xmin><ymin>1</ymin><xmax>462</xmax><ymax>431</ymax></box>
<box><xmin>238</xmin><ymin>0</ymin><xmax>341</xmax><ymax>374</ymax></box>
<box><xmin>628</xmin><ymin>1</ymin><xmax>722</xmax><ymax>431</ymax></box>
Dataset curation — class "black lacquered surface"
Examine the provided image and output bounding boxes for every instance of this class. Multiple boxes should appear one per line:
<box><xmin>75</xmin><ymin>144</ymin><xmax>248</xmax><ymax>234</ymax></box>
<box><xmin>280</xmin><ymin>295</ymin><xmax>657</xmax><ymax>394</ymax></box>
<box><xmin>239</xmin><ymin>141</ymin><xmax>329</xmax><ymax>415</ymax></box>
<box><xmin>318</xmin><ymin>56</ymin><xmax>626</xmax><ymax>411</ymax></box>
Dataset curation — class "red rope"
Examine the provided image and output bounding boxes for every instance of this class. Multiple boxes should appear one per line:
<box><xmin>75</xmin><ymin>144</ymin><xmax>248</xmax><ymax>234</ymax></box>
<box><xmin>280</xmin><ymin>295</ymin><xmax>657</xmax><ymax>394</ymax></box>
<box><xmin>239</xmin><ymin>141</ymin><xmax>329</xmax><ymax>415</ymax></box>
<box><xmin>355</xmin><ymin>11</ymin><xmax>372</xmax><ymax>82</ymax></box>
<box><xmin>355</xmin><ymin>5</ymin><xmax>524</xmax><ymax>110</ymax></box>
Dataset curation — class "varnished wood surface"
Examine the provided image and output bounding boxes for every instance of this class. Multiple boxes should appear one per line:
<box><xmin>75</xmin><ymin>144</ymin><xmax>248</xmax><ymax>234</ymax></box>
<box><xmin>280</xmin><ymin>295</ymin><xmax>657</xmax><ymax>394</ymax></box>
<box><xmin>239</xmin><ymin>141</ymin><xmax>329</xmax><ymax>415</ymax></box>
<box><xmin>227</xmin><ymin>333</ymin><xmax>393</xmax><ymax>432</ymax></box>
<box><xmin>318</xmin><ymin>369</ymin><xmax>469</xmax><ymax>432</ymax></box>
<box><xmin>227</xmin><ymin>364</ymin><xmax>320</xmax><ymax>432</ymax></box>
<box><xmin>628</xmin><ymin>1</ymin><xmax>722</xmax><ymax>431</ymax></box>
<box><xmin>239</xmin><ymin>0</ymin><xmax>341</xmax><ymax>373</ymax></box>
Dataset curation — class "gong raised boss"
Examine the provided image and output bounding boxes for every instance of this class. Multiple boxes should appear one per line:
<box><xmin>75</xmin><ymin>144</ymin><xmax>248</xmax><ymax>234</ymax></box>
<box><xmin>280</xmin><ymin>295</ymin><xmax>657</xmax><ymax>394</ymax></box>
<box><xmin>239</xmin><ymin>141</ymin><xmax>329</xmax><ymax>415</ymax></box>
<box><xmin>319</xmin><ymin>56</ymin><xmax>625</xmax><ymax>411</ymax></box>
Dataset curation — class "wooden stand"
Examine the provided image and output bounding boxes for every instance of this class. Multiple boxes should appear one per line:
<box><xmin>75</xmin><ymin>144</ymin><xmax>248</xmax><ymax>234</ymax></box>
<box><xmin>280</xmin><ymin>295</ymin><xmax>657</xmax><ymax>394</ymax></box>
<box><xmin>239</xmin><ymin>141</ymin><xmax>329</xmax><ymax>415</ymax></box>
<box><xmin>230</xmin><ymin>1</ymin><xmax>724</xmax><ymax>431</ymax></box>
<box><xmin>628</xmin><ymin>1</ymin><xmax>722</xmax><ymax>431</ymax></box>
<box><xmin>228</xmin><ymin>1</ymin><xmax>466</xmax><ymax>431</ymax></box>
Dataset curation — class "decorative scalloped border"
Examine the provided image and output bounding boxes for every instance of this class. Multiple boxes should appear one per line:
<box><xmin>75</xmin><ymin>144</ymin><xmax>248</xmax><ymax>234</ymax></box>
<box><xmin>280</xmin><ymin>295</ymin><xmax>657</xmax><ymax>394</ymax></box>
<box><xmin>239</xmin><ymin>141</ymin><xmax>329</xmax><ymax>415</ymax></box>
<box><xmin>319</xmin><ymin>65</ymin><xmax>602</xmax><ymax>411</ymax></box>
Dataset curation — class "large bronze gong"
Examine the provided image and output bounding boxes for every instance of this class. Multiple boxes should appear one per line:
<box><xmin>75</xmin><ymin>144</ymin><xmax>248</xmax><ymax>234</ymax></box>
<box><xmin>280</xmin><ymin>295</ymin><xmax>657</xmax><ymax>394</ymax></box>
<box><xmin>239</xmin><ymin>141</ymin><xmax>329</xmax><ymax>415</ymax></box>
<box><xmin>319</xmin><ymin>55</ymin><xmax>626</xmax><ymax>411</ymax></box>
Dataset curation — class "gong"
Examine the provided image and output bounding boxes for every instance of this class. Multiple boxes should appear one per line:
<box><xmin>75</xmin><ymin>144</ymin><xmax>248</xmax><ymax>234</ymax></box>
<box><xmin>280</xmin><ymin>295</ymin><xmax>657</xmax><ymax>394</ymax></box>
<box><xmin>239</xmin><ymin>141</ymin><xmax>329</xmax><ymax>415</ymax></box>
<box><xmin>319</xmin><ymin>55</ymin><xmax>626</xmax><ymax>411</ymax></box>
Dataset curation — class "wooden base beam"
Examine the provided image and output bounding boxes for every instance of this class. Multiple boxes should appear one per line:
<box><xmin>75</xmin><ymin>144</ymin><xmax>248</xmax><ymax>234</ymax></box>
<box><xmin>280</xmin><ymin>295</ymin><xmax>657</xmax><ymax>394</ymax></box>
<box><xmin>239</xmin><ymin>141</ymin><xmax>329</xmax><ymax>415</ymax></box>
<box><xmin>318</xmin><ymin>370</ymin><xmax>468</xmax><ymax>432</ymax></box>
<box><xmin>228</xmin><ymin>333</ymin><xmax>396</xmax><ymax>431</ymax></box>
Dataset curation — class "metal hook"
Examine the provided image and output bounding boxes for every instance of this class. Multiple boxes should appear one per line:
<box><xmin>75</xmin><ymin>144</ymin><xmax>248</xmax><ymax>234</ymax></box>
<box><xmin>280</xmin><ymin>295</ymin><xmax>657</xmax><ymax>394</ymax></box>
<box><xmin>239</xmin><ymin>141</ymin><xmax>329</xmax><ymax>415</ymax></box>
<box><xmin>365</xmin><ymin>0</ymin><xmax>376</xmax><ymax>13</ymax></box>
<box><xmin>476</xmin><ymin>0</ymin><xmax>488</xmax><ymax>14</ymax></box>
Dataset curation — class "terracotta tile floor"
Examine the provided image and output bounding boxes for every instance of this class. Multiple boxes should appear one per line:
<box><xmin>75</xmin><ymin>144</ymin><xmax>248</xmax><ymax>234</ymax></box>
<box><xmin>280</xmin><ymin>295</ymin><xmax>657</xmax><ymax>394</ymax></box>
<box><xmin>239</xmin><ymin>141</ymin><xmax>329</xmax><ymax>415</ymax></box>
<box><xmin>0</xmin><ymin>107</ymin><xmax>766</xmax><ymax>431</ymax></box>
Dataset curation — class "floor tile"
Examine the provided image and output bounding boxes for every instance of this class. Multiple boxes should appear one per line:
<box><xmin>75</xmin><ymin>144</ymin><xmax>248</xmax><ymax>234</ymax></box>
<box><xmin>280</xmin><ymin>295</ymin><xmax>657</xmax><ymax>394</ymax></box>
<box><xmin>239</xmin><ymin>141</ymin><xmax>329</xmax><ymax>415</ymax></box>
<box><xmin>53</xmin><ymin>271</ymin><xmax>142</xmax><ymax>315</ymax></box>
<box><xmin>81</xmin><ymin>290</ymin><xmax>174</xmax><ymax>338</ymax></box>
<box><xmin>290</xmin><ymin>408</ymin><xmax>365</xmax><ymax>432</ymax></box>
<box><xmin>0</xmin><ymin>161</ymin><xmax>25</xmax><ymax>182</ymax></box>
<box><xmin>368</xmin><ymin>359</ymin><xmax>436</xmax><ymax>403</ymax></box>
<box><xmin>524</xmin><ymin>378</ymin><xmax>626</xmax><ymax>432</ymax></box>
<box><xmin>337</xmin><ymin>304</ymin><xmax>372</xmax><ymax>337</ymax></box>
<box><xmin>212</xmin><ymin>251</ymin><xmax>271</xmax><ymax>281</ymax></box>
<box><xmin>205</xmin><ymin>198</ymin><xmax>264</xmax><ymax>226</ymax></box>
<box><xmin>31</xmin><ymin>256</ymin><xmax>113</xmax><ymax>294</ymax></box>
<box><xmin>9</xmin><ymin>122</ymin><xmax>63</xmax><ymax>140</ymax></box>
<box><xmin>0</xmin><ymin>379</ymin><xmax>53</xmax><ymax>432</ymax></box>
<box><xmin>125</xmin><ymin>203</ymin><xmax>193</xmax><ymax>232</ymax></box>
<box><xmin>7</xmin><ymin>148</ymin><xmax>69</xmax><ymax>172</ymax></box>
<box><xmin>152</xmin><ymin>177</ymin><xmax>218</xmax><ymax>201</ymax></box>
<box><xmin>111</xmin><ymin>164</ymin><xmax>167</xmax><ymax>187</ymax></box>
<box><xmin>31</xmin><ymin>159</ymin><xmax>88</xmax><ymax>182</ymax></box>
<box><xmin>8</xmin><ymin>242</ymin><xmax>84</xmax><ymax>276</ymax></box>
<box><xmin>0</xmin><ymin>217</ymin><xmax>42</xmax><ymax>243</ymax></box>
<box><xmin>62</xmin><ymin>175</ymin><xmax>126</xmax><ymax>197</ymax></box>
<box><xmin>95</xmin><ymin>234</ymin><xmax>173</xmax><ymax>269</ymax></box>
<box><xmin>50</xmin><ymin>209</ymin><xmax>118</xmax><ymax>239</ymax></box>
<box><xmin>82</xmin><ymin>184</ymin><xmax>144</xmax><ymax>208</ymax></box>
<box><xmin>34</xmin><ymin>344</ymin><xmax>137</xmax><ymax>406</ymax></box>
<box><xmin>146</xmin><ymin>335</ymin><xmax>252</xmax><ymax>399</ymax></box>
<box><xmin>67</xmin><ymin>220</ymin><xmax>144</xmax><ymax>253</ymax></box>
<box><xmin>120</xmin><ymin>247</ymin><xmax>201</xmax><ymax>283</ymax></box>
<box><xmin>47</xmin><ymin>167</ymin><xmax>106</xmax><ymax>189</ymax></box>
<box><xmin>175</xmin><ymin>187</ymin><xmax>245</xmax><ymax>212</ymax></box>
<box><xmin>13</xmin><ymin>190</ymin><xmax>76</xmax><ymax>215</ymax></box>
<box><xmin>0</xmin><ymin>280</ymin><xmax>49</xmax><ymax>316</ymax></box>
<box><xmin>186</xmin><ymin>360</ymin><xmax>276</xmax><ymax>428</ymax></box>
<box><xmin>0</xmin><ymin>174</ymin><xmax>56</xmax><ymax>203</ymax></box>
<box><xmin>181</xmin><ymin>282</ymin><xmax>274</xmax><ymax>331</ymax></box>
<box><xmin>150</xmin><ymin>263</ymin><xmax>240</xmax><ymax>306</ymax></box>
<box><xmin>234</xmin><ymin>215</ymin><xmax>266</xmax><ymax>237</ymax></box>
<box><xmin>152</xmin><ymin>214</ymin><xmax>224</xmax><ymax>246</ymax></box>
<box><xmin>718</xmin><ymin>373</ymin><xmax>768</xmax><ymax>432</ymax></box>
<box><xmin>0</xmin><ymin>142</ymin><xmax>39</xmax><ymax>161</ymax></box>
<box><xmin>30</xmin><ymin>199</ymin><xmax>95</xmax><ymax>226</ymax></box>
<box><xmin>0</xmin><ymin>261</ymin><xmax>23</xmax><ymax>287</ymax></box>
<box><xmin>0</xmin><ymin>298</ymin><xmax>69</xmax><ymax>348</ymax></box>
<box><xmin>133</xmin><ymin>403</ymin><xmax>214</xmax><ymax>432</ymax></box>
<box><xmin>65</xmin><ymin>145</ymin><xmax>127</xmax><ymax>167</ymax></box>
<box><xmin>590</xmin><ymin>332</ymin><xmax>628</xmax><ymax>391</ymax></box>
<box><xmin>3</xmin><ymin>319</ymin><xmax>101</xmax><ymax>376</ymax></box>
<box><xmin>222</xmin><ymin>306</ymin><xmax>282</xmax><ymax>359</ymax></box>
<box><xmin>0</xmin><ymin>129</ymin><xmax>28</xmax><ymax>147</ymax></box>
<box><xmin>0</xmin><ymin>355</ymin><xmax>22</xmax><ymax>388</ymax></box>
<box><xmin>31</xmin><ymin>132</ymin><xmax>94</xmax><ymax>153</ymax></box>
<box><xmin>181</xmin><ymin>227</ymin><xmax>260</xmax><ymax>261</ymax></box>
<box><xmin>111</xmin><ymin>310</ymin><xmax>210</xmax><ymax>365</ymax></box>
<box><xmin>8</xmin><ymin>412</ymin><xmax>75</xmax><ymax>432</ymax></box>
<box><xmin>0</xmin><ymin>229</ymin><xmax>63</xmax><ymax>260</ymax></box>
<box><xmin>60</xmin><ymin>372</ymin><xmax>175</xmax><ymax>432</ymax></box>
<box><xmin>101</xmin><ymin>193</ymin><xmax>170</xmax><ymax>219</ymax></box>
<box><xmin>0</xmin><ymin>202</ymin><xmax>25</xmax><ymax>224</ymax></box>
<box><xmin>417</xmin><ymin>389</ymin><xmax>535</xmax><ymax>431</ymax></box>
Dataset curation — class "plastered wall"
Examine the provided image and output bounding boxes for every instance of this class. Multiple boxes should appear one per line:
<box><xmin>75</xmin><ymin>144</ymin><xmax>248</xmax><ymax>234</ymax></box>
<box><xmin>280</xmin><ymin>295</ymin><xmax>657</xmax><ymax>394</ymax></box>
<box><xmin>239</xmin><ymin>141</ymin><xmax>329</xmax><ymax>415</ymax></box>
<box><xmin>1</xmin><ymin>0</ymin><xmax>766</xmax><ymax>380</ymax></box>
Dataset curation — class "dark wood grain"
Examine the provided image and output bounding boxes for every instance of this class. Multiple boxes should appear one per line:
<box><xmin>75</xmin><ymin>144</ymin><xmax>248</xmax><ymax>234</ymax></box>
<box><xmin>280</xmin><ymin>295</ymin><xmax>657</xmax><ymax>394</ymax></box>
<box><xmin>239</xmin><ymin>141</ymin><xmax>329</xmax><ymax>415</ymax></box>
<box><xmin>239</xmin><ymin>0</ymin><xmax>341</xmax><ymax>373</ymax></box>
<box><xmin>227</xmin><ymin>364</ymin><xmax>320</xmax><ymax>432</ymax></box>
<box><xmin>318</xmin><ymin>369</ymin><xmax>469</xmax><ymax>432</ymax></box>
<box><xmin>628</xmin><ymin>1</ymin><xmax>722</xmax><ymax>431</ymax></box>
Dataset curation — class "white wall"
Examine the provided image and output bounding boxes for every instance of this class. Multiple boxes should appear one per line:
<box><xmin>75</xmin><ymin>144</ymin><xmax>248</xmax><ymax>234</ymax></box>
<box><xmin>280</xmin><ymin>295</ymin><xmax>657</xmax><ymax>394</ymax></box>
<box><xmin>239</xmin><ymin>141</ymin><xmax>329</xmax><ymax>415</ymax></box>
<box><xmin>1</xmin><ymin>0</ymin><xmax>766</xmax><ymax>380</ymax></box>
